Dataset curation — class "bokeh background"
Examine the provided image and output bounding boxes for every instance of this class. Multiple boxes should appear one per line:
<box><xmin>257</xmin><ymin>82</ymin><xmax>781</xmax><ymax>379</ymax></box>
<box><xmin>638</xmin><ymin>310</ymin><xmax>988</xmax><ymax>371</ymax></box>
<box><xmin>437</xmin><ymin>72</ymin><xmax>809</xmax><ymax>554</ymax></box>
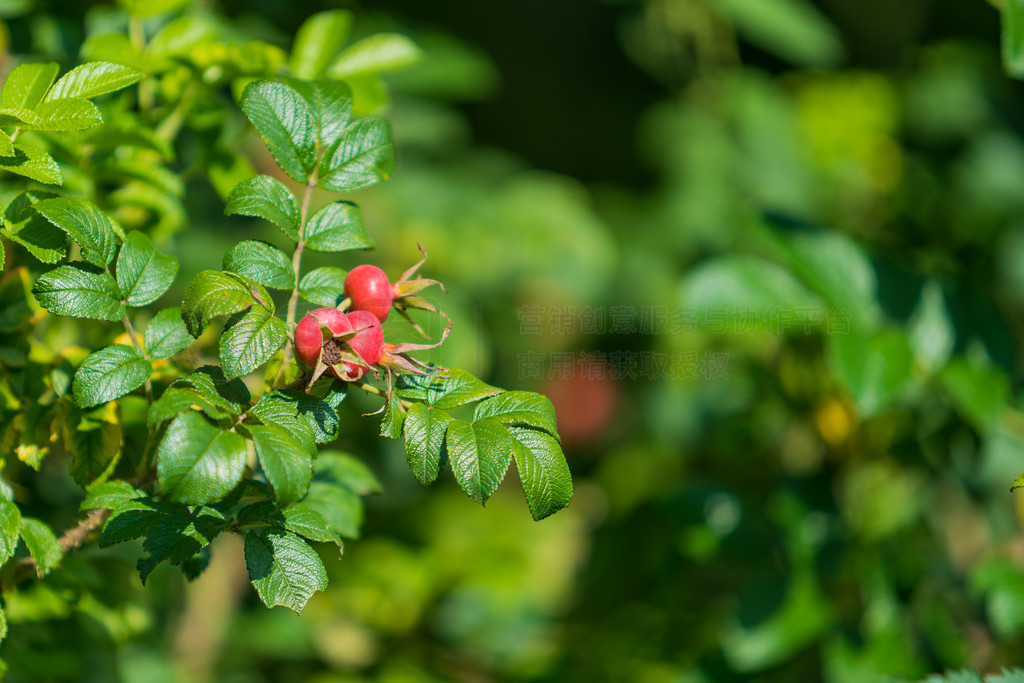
<box><xmin>6</xmin><ymin>0</ymin><xmax>1024</xmax><ymax>681</ymax></box>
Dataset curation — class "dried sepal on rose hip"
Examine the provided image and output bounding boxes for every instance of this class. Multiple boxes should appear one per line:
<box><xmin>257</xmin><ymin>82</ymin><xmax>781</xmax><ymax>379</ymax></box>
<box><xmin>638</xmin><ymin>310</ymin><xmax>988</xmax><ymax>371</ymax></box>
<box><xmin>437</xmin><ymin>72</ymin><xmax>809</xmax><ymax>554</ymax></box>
<box><xmin>294</xmin><ymin>306</ymin><xmax>451</xmax><ymax>393</ymax></box>
<box><xmin>295</xmin><ymin>307</ymin><xmax>380</xmax><ymax>386</ymax></box>
<box><xmin>344</xmin><ymin>244</ymin><xmax>449</xmax><ymax>338</ymax></box>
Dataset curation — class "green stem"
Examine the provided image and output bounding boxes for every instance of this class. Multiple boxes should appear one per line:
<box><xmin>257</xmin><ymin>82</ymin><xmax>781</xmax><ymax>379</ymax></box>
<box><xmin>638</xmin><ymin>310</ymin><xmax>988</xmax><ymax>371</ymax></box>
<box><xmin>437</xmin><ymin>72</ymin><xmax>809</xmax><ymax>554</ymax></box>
<box><xmin>354</xmin><ymin>380</ymin><xmax>414</xmax><ymax>410</ymax></box>
<box><xmin>275</xmin><ymin>175</ymin><xmax>318</xmax><ymax>387</ymax></box>
<box><xmin>121</xmin><ymin>314</ymin><xmax>153</xmax><ymax>404</ymax></box>
<box><xmin>156</xmin><ymin>82</ymin><xmax>198</xmax><ymax>142</ymax></box>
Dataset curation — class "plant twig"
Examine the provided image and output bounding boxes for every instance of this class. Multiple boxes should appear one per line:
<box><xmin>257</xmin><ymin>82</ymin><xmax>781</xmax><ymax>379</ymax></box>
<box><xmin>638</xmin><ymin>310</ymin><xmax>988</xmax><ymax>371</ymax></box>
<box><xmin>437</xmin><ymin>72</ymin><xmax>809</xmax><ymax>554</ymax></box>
<box><xmin>275</xmin><ymin>174</ymin><xmax>318</xmax><ymax>387</ymax></box>
<box><xmin>14</xmin><ymin>508</ymin><xmax>111</xmax><ymax>581</ymax></box>
<box><xmin>122</xmin><ymin>314</ymin><xmax>153</xmax><ymax>403</ymax></box>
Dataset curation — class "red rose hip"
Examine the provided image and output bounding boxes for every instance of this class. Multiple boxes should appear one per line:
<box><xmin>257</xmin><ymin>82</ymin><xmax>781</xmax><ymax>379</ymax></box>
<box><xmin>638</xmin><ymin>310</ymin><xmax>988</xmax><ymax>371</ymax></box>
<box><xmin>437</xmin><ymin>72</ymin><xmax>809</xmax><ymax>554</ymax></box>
<box><xmin>344</xmin><ymin>265</ymin><xmax>394</xmax><ymax>322</ymax></box>
<box><xmin>295</xmin><ymin>307</ymin><xmax>350</xmax><ymax>368</ymax></box>
<box><xmin>336</xmin><ymin>310</ymin><xmax>385</xmax><ymax>381</ymax></box>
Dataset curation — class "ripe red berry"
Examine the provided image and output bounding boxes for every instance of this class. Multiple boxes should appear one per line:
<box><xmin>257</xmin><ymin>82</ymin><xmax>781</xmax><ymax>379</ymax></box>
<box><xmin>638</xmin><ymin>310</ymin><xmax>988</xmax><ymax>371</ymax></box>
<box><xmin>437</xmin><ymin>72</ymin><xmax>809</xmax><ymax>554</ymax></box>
<box><xmin>344</xmin><ymin>265</ymin><xmax>394</xmax><ymax>322</ymax></box>
<box><xmin>336</xmin><ymin>310</ymin><xmax>384</xmax><ymax>381</ymax></box>
<box><xmin>295</xmin><ymin>307</ymin><xmax>350</xmax><ymax>368</ymax></box>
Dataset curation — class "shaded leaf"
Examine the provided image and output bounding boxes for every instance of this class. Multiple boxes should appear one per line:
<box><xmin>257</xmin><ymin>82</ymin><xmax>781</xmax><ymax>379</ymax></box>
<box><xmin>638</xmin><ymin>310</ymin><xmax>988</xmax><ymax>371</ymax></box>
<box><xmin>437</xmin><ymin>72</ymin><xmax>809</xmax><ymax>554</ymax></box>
<box><xmin>244</xmin><ymin>528</ymin><xmax>327</xmax><ymax>613</ymax></box>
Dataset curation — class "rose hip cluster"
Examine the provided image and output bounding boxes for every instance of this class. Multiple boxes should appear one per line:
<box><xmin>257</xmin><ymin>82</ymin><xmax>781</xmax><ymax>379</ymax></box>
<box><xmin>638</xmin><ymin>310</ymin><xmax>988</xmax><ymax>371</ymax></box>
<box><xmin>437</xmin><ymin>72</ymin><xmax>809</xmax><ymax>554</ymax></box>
<box><xmin>294</xmin><ymin>248</ymin><xmax>450</xmax><ymax>388</ymax></box>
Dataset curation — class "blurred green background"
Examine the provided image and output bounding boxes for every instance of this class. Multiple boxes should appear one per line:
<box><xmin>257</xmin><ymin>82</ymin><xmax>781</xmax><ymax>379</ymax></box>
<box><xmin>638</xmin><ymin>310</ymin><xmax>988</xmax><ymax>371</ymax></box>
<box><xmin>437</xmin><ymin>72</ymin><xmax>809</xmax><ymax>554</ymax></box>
<box><xmin>8</xmin><ymin>0</ymin><xmax>1024</xmax><ymax>681</ymax></box>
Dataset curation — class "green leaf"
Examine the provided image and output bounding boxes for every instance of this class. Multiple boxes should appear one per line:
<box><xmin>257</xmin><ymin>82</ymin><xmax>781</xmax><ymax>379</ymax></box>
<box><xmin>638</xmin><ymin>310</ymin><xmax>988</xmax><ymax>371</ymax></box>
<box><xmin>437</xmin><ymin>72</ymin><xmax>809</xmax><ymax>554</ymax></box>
<box><xmin>73</xmin><ymin>344</ymin><xmax>152</xmax><ymax>408</ymax></box>
<box><xmin>317</xmin><ymin>117</ymin><xmax>395</xmax><ymax>192</ymax></box>
<box><xmin>240</xmin><ymin>80</ymin><xmax>317</xmax><ymax>183</ymax></box>
<box><xmin>223</xmin><ymin>240</ymin><xmax>295</xmax><ymax>290</ymax></box>
<box><xmin>398</xmin><ymin>369</ymin><xmax>503</xmax><ymax>409</ymax></box>
<box><xmin>19</xmin><ymin>517</ymin><xmax>62</xmax><ymax>577</ymax></box>
<box><xmin>328</xmin><ymin>33</ymin><xmax>422</xmax><ymax>78</ymax></box>
<box><xmin>0</xmin><ymin>142</ymin><xmax>62</xmax><ymax>184</ymax></box>
<box><xmin>380</xmin><ymin>390</ymin><xmax>404</xmax><ymax>439</ymax></box>
<box><xmin>100</xmin><ymin>498</ymin><xmax>168</xmax><ymax>546</ymax></box>
<box><xmin>715</xmin><ymin>0</ymin><xmax>844</xmax><ymax>68</ymax></box>
<box><xmin>117</xmin><ymin>0</ymin><xmax>196</xmax><ymax>18</ymax></box>
<box><xmin>137</xmin><ymin>505</ymin><xmax>226</xmax><ymax>583</ymax></box>
<box><xmin>180</xmin><ymin>366</ymin><xmax>251</xmax><ymax>412</ymax></box>
<box><xmin>33</xmin><ymin>197</ymin><xmax>118</xmax><ymax>268</ymax></box>
<box><xmin>403</xmin><ymin>402</ymin><xmax>452</xmax><ymax>485</ymax></box>
<box><xmin>116</xmin><ymin>231</ymin><xmax>178</xmax><ymax>306</ymax></box>
<box><xmin>445</xmin><ymin>417</ymin><xmax>515</xmax><ymax>506</ymax></box>
<box><xmin>156</xmin><ymin>411</ymin><xmax>247</xmax><ymax>505</ymax></box>
<box><xmin>940</xmin><ymin>359</ymin><xmax>1010</xmax><ymax>432</ymax></box>
<box><xmin>237</xmin><ymin>501</ymin><xmax>342</xmax><ymax>547</ymax></box>
<box><xmin>303</xmin><ymin>201</ymin><xmax>373</xmax><ymax>252</ymax></box>
<box><xmin>32</xmin><ymin>265</ymin><xmax>125</xmax><ymax>321</ymax></box>
<box><xmin>248</xmin><ymin>393</ymin><xmax>317</xmax><ymax>455</ymax></box>
<box><xmin>1</xmin><ymin>191</ymin><xmax>66</xmax><ymax>263</ymax></box>
<box><xmin>298</xmin><ymin>266</ymin><xmax>347</xmax><ymax>307</ymax></box>
<box><xmin>907</xmin><ymin>280</ymin><xmax>954</xmax><ymax>375</ymax></box>
<box><xmin>225</xmin><ymin>175</ymin><xmax>300</xmax><ymax>241</ymax></box>
<box><xmin>147</xmin><ymin>387</ymin><xmax>232</xmax><ymax>428</ymax></box>
<box><xmin>45</xmin><ymin>61</ymin><xmax>143</xmax><ymax>101</ymax></box>
<box><xmin>246</xmin><ymin>423</ymin><xmax>314</xmax><ymax>507</ymax></box>
<box><xmin>64</xmin><ymin>405</ymin><xmax>122</xmax><ymax>487</ymax></box>
<box><xmin>273</xmin><ymin>390</ymin><xmax>340</xmax><ymax>444</ymax></box>
<box><xmin>244</xmin><ymin>528</ymin><xmax>328</xmax><ymax>613</ymax></box>
<box><xmin>782</xmin><ymin>229</ymin><xmax>879</xmax><ymax>334</ymax></box>
<box><xmin>0</xmin><ymin>500</ymin><xmax>21</xmax><ymax>564</ymax></box>
<box><xmin>290</xmin><ymin>10</ymin><xmax>352</xmax><ymax>80</ymax></box>
<box><xmin>286</xmin><ymin>78</ymin><xmax>352</xmax><ymax>145</ymax></box>
<box><xmin>827</xmin><ymin>330</ymin><xmax>913</xmax><ymax>418</ymax></box>
<box><xmin>316</xmin><ymin>451</ymin><xmax>381</xmax><ymax>495</ymax></box>
<box><xmin>507</xmin><ymin>426</ymin><xmax>572</xmax><ymax>520</ymax></box>
<box><xmin>679</xmin><ymin>255</ymin><xmax>823</xmax><ymax>325</ymax></box>
<box><xmin>30</xmin><ymin>98</ymin><xmax>101</xmax><ymax>131</ymax></box>
<box><xmin>93</xmin><ymin>155</ymin><xmax>184</xmax><ymax>197</ymax></box>
<box><xmin>219</xmin><ymin>305</ymin><xmax>287</xmax><ymax>379</ymax></box>
<box><xmin>144</xmin><ymin>307</ymin><xmax>193</xmax><ymax>359</ymax></box>
<box><xmin>989</xmin><ymin>668</ymin><xmax>1024</xmax><ymax>683</ymax></box>
<box><xmin>180</xmin><ymin>270</ymin><xmax>255</xmax><ymax>337</ymax></box>
<box><xmin>301</xmin><ymin>481</ymin><xmax>363</xmax><ymax>539</ymax></box>
<box><xmin>1004</xmin><ymin>0</ymin><xmax>1024</xmax><ymax>78</ymax></box>
<box><xmin>80</xmin><ymin>33</ymin><xmax>149</xmax><ymax>72</ymax></box>
<box><xmin>473</xmin><ymin>391</ymin><xmax>559</xmax><ymax>437</ymax></box>
<box><xmin>0</xmin><ymin>107</ymin><xmax>41</xmax><ymax>126</ymax></box>
<box><xmin>0</xmin><ymin>132</ymin><xmax>11</xmax><ymax>157</ymax></box>
<box><xmin>145</xmin><ymin>14</ymin><xmax>221</xmax><ymax>60</ymax></box>
<box><xmin>80</xmin><ymin>479</ymin><xmax>145</xmax><ymax>511</ymax></box>
<box><xmin>0</xmin><ymin>62</ymin><xmax>59</xmax><ymax>110</ymax></box>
